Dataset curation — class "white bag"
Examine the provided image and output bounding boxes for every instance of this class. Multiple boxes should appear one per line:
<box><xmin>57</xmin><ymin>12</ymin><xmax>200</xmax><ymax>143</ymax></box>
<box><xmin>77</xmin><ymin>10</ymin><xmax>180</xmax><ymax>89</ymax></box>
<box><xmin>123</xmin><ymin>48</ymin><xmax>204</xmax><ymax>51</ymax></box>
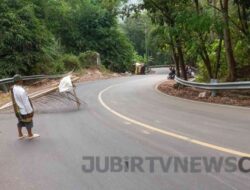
<box><xmin>59</xmin><ymin>76</ymin><xmax>73</xmax><ymax>93</ymax></box>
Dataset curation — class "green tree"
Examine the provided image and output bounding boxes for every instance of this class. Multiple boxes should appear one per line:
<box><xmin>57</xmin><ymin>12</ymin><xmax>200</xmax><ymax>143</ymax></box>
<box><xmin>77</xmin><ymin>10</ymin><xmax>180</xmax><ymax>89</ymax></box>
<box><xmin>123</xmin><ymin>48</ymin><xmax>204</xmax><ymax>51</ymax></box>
<box><xmin>0</xmin><ymin>0</ymin><xmax>135</xmax><ymax>77</ymax></box>
<box><xmin>0</xmin><ymin>0</ymin><xmax>59</xmax><ymax>77</ymax></box>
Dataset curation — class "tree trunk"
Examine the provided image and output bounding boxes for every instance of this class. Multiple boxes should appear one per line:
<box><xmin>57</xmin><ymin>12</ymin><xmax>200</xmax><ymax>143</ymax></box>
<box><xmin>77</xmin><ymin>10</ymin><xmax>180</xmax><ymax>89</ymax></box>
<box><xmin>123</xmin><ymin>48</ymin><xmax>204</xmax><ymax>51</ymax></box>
<box><xmin>237</xmin><ymin>2</ymin><xmax>244</xmax><ymax>33</ymax></box>
<box><xmin>199</xmin><ymin>51</ymin><xmax>213</xmax><ymax>79</ymax></box>
<box><xmin>215</xmin><ymin>37</ymin><xmax>223</xmax><ymax>79</ymax></box>
<box><xmin>171</xmin><ymin>51</ymin><xmax>180</xmax><ymax>77</ymax></box>
<box><xmin>221</xmin><ymin>0</ymin><xmax>237</xmax><ymax>81</ymax></box>
<box><xmin>194</xmin><ymin>0</ymin><xmax>213</xmax><ymax>79</ymax></box>
<box><xmin>176</xmin><ymin>39</ymin><xmax>187</xmax><ymax>80</ymax></box>
<box><xmin>170</xmin><ymin>37</ymin><xmax>180</xmax><ymax>77</ymax></box>
<box><xmin>242</xmin><ymin>3</ymin><xmax>248</xmax><ymax>32</ymax></box>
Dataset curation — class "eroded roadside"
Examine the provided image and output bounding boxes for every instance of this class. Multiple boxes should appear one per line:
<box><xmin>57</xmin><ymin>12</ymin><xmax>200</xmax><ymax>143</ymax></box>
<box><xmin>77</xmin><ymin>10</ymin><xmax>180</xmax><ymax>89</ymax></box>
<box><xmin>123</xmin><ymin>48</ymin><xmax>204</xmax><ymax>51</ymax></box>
<box><xmin>158</xmin><ymin>80</ymin><xmax>250</xmax><ymax>107</ymax></box>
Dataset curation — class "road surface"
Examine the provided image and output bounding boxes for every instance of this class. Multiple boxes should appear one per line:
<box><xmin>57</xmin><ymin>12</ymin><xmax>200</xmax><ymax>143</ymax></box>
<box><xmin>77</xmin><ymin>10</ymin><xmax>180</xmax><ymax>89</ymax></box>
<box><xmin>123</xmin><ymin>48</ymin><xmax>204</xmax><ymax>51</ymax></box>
<box><xmin>0</xmin><ymin>68</ymin><xmax>249</xmax><ymax>190</ymax></box>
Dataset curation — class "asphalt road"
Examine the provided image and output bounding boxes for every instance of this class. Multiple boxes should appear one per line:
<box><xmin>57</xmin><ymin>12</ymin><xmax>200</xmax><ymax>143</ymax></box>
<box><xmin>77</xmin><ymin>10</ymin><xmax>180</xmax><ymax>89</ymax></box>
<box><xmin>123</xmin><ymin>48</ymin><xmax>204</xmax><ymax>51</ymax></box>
<box><xmin>0</xmin><ymin>68</ymin><xmax>249</xmax><ymax>190</ymax></box>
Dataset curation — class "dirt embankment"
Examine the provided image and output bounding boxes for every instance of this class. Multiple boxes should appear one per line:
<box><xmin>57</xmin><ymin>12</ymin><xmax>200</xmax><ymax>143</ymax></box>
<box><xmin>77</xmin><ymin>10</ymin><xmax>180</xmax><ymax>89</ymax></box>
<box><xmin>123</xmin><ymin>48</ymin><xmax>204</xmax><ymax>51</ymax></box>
<box><xmin>0</xmin><ymin>68</ymin><xmax>121</xmax><ymax>107</ymax></box>
<box><xmin>158</xmin><ymin>80</ymin><xmax>250</xmax><ymax>107</ymax></box>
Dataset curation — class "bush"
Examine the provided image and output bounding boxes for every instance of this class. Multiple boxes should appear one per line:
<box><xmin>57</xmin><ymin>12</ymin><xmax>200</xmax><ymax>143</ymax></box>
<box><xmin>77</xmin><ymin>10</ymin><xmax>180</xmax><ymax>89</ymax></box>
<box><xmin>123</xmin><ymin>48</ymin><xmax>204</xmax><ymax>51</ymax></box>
<box><xmin>60</xmin><ymin>54</ymin><xmax>80</xmax><ymax>71</ymax></box>
<box><xmin>78</xmin><ymin>51</ymin><xmax>100</xmax><ymax>68</ymax></box>
<box><xmin>98</xmin><ymin>64</ymin><xmax>110</xmax><ymax>74</ymax></box>
<box><xmin>52</xmin><ymin>61</ymin><xmax>66</xmax><ymax>74</ymax></box>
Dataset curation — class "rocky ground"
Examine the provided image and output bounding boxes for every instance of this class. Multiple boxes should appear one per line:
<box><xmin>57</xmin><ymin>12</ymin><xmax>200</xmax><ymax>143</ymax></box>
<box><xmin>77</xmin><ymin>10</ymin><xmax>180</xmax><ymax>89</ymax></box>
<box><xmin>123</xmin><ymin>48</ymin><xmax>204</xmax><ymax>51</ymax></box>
<box><xmin>158</xmin><ymin>80</ymin><xmax>250</xmax><ymax>107</ymax></box>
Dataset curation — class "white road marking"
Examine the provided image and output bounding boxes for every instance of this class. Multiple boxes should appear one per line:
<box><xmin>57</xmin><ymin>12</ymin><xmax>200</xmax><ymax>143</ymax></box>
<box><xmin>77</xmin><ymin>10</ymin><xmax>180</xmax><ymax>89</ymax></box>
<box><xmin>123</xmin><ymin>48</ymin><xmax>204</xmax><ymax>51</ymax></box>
<box><xmin>98</xmin><ymin>84</ymin><xmax>250</xmax><ymax>157</ymax></box>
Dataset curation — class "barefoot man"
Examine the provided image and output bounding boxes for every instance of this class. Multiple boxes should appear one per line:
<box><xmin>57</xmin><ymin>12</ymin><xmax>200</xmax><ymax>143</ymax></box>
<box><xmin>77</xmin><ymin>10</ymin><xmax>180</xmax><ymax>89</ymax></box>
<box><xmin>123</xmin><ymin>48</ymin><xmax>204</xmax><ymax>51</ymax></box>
<box><xmin>11</xmin><ymin>74</ymin><xmax>40</xmax><ymax>139</ymax></box>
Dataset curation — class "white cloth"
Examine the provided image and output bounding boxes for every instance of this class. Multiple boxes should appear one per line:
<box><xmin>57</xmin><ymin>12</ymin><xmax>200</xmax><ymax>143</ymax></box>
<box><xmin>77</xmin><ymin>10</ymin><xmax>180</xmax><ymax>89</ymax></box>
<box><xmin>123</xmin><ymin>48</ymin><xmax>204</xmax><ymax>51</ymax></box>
<box><xmin>13</xmin><ymin>85</ymin><xmax>33</xmax><ymax>115</ymax></box>
<box><xmin>59</xmin><ymin>76</ymin><xmax>73</xmax><ymax>93</ymax></box>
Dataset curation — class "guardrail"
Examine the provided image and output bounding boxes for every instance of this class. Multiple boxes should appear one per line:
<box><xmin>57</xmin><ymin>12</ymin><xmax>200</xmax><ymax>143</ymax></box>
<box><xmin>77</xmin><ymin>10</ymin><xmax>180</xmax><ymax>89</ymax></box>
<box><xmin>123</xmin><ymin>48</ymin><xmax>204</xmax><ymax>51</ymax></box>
<box><xmin>149</xmin><ymin>65</ymin><xmax>168</xmax><ymax>68</ymax></box>
<box><xmin>0</xmin><ymin>72</ymin><xmax>72</xmax><ymax>92</ymax></box>
<box><xmin>175</xmin><ymin>76</ymin><xmax>250</xmax><ymax>90</ymax></box>
<box><xmin>0</xmin><ymin>73</ymin><xmax>71</xmax><ymax>85</ymax></box>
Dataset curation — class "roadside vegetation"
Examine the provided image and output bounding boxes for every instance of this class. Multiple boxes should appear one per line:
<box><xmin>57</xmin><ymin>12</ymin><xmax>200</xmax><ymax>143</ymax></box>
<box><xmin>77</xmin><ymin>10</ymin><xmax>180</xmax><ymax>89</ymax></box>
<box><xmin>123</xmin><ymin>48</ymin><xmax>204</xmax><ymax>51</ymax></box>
<box><xmin>0</xmin><ymin>0</ymin><xmax>249</xmax><ymax>83</ymax></box>
<box><xmin>123</xmin><ymin>0</ymin><xmax>250</xmax><ymax>82</ymax></box>
<box><xmin>0</xmin><ymin>0</ymin><xmax>135</xmax><ymax>78</ymax></box>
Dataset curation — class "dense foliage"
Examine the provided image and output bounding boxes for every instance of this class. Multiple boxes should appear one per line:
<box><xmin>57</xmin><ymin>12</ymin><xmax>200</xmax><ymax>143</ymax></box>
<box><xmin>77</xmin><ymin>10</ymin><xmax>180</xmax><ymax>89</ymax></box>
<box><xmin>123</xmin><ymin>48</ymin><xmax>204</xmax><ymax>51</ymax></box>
<box><xmin>0</xmin><ymin>1</ymin><xmax>59</xmax><ymax>77</ymax></box>
<box><xmin>0</xmin><ymin>0</ymin><xmax>134</xmax><ymax>77</ymax></box>
<box><xmin>1</xmin><ymin>0</ymin><xmax>249</xmax><ymax>81</ymax></box>
<box><xmin>121</xmin><ymin>13</ymin><xmax>170</xmax><ymax>65</ymax></box>
<box><xmin>123</xmin><ymin>0</ymin><xmax>250</xmax><ymax>81</ymax></box>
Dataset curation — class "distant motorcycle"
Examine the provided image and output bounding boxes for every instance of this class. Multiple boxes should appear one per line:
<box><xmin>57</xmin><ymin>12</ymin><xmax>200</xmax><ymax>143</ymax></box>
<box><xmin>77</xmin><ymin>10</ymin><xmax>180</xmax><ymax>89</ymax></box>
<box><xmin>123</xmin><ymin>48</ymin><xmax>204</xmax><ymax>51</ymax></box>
<box><xmin>168</xmin><ymin>73</ymin><xmax>175</xmax><ymax>79</ymax></box>
<box><xmin>168</xmin><ymin>67</ymin><xmax>176</xmax><ymax>80</ymax></box>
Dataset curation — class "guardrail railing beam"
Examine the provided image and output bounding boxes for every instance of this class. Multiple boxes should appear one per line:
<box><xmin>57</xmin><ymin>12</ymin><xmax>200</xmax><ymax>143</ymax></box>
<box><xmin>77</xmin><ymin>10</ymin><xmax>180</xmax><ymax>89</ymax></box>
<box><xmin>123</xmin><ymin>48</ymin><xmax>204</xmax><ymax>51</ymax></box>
<box><xmin>175</xmin><ymin>76</ymin><xmax>250</xmax><ymax>93</ymax></box>
<box><xmin>0</xmin><ymin>71</ymin><xmax>72</xmax><ymax>92</ymax></box>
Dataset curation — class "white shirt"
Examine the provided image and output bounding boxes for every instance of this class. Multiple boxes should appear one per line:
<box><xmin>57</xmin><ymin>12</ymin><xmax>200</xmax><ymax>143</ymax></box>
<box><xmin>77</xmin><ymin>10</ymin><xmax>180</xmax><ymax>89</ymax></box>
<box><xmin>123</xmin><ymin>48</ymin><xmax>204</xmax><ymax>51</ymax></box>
<box><xmin>13</xmin><ymin>85</ymin><xmax>33</xmax><ymax>115</ymax></box>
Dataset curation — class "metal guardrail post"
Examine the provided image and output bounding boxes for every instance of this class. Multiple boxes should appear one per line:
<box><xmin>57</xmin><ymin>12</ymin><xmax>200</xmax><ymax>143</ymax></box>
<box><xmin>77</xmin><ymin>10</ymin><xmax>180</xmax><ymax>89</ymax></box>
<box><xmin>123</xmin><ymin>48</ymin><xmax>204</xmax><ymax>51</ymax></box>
<box><xmin>210</xmin><ymin>79</ymin><xmax>218</xmax><ymax>97</ymax></box>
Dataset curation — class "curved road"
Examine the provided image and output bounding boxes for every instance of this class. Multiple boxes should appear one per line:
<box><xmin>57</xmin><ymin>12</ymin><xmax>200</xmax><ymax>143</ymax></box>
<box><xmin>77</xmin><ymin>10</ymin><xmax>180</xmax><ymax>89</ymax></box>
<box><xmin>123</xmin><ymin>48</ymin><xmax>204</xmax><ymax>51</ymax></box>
<box><xmin>0</xmin><ymin>68</ymin><xmax>249</xmax><ymax>190</ymax></box>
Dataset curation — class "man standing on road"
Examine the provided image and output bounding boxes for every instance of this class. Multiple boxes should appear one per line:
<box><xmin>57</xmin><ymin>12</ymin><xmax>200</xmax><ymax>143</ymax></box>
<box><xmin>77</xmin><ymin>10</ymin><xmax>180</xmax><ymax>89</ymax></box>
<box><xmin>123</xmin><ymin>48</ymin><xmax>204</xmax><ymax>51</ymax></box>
<box><xmin>11</xmin><ymin>74</ymin><xmax>40</xmax><ymax>140</ymax></box>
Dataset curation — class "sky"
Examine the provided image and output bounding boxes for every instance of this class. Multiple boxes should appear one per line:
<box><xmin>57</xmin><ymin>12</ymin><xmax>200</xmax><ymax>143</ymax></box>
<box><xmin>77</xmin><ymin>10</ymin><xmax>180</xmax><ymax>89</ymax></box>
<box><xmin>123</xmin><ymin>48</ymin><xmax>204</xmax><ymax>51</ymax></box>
<box><xmin>118</xmin><ymin>0</ymin><xmax>142</xmax><ymax>22</ymax></box>
<box><xmin>127</xmin><ymin>0</ymin><xmax>141</xmax><ymax>5</ymax></box>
